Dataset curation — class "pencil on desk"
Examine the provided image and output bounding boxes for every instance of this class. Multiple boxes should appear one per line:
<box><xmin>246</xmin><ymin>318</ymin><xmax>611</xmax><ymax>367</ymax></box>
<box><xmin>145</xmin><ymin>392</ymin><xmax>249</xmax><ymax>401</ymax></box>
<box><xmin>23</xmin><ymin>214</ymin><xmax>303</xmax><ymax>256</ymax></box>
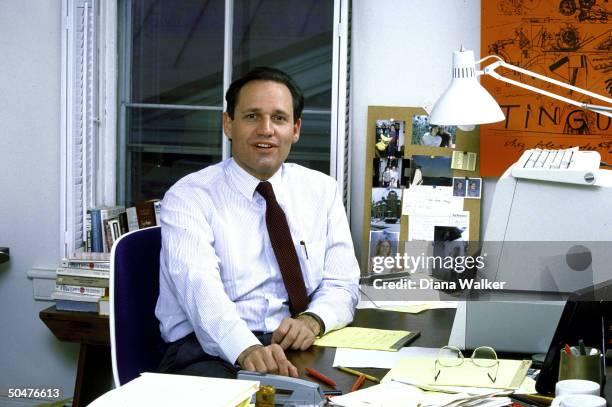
<box><xmin>337</xmin><ymin>366</ymin><xmax>381</xmax><ymax>383</ymax></box>
<box><xmin>350</xmin><ymin>375</ymin><xmax>366</xmax><ymax>392</ymax></box>
<box><xmin>305</xmin><ymin>367</ymin><xmax>337</xmax><ymax>388</ymax></box>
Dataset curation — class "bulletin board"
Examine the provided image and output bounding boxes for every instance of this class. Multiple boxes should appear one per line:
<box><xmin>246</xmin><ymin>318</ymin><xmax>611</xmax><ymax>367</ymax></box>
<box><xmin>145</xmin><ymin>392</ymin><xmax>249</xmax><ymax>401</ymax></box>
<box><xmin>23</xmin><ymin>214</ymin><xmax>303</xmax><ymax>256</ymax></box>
<box><xmin>361</xmin><ymin>106</ymin><xmax>482</xmax><ymax>273</ymax></box>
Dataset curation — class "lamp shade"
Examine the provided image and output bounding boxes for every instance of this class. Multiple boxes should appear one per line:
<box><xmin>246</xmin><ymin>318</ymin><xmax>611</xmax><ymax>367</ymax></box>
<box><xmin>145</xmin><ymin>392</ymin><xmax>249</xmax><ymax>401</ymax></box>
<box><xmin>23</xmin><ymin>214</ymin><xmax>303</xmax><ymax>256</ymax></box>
<box><xmin>429</xmin><ymin>49</ymin><xmax>505</xmax><ymax>126</ymax></box>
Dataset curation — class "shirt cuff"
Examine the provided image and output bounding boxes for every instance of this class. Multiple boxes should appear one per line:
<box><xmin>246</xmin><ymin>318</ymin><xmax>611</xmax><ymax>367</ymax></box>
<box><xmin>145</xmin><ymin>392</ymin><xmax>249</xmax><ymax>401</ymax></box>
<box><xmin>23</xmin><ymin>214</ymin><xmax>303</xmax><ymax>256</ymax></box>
<box><xmin>217</xmin><ymin>322</ymin><xmax>262</xmax><ymax>365</ymax></box>
<box><xmin>298</xmin><ymin>311</ymin><xmax>326</xmax><ymax>336</ymax></box>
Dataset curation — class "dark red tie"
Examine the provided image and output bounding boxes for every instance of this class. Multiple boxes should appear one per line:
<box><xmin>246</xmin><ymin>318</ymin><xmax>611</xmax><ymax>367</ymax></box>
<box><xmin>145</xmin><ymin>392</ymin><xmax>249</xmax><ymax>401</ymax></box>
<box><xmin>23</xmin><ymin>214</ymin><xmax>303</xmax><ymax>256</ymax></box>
<box><xmin>256</xmin><ymin>181</ymin><xmax>309</xmax><ymax>315</ymax></box>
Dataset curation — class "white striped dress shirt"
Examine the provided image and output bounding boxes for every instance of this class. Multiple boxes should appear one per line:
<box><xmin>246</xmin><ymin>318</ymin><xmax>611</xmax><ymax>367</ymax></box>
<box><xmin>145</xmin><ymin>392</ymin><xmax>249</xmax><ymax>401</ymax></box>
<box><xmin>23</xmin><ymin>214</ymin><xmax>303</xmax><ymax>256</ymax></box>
<box><xmin>155</xmin><ymin>158</ymin><xmax>360</xmax><ymax>364</ymax></box>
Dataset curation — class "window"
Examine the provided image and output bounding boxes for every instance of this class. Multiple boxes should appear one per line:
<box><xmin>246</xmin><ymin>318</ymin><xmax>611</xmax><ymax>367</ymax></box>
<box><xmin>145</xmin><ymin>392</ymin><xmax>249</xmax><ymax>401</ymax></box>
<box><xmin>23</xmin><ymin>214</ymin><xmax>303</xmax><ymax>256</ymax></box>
<box><xmin>118</xmin><ymin>0</ymin><xmax>348</xmax><ymax>207</ymax></box>
<box><xmin>61</xmin><ymin>0</ymin><xmax>348</xmax><ymax>255</ymax></box>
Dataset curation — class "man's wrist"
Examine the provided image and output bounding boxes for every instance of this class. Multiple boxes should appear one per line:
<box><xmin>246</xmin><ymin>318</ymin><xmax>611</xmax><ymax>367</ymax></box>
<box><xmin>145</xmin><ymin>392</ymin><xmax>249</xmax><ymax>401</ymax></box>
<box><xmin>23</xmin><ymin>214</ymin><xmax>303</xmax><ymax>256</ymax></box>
<box><xmin>297</xmin><ymin>312</ymin><xmax>325</xmax><ymax>337</ymax></box>
<box><xmin>237</xmin><ymin>344</ymin><xmax>263</xmax><ymax>367</ymax></box>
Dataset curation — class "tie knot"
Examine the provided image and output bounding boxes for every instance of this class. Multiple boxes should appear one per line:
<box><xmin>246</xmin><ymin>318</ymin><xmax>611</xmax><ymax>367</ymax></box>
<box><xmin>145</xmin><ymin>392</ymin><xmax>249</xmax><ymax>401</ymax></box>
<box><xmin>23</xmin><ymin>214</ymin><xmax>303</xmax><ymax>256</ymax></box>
<box><xmin>256</xmin><ymin>181</ymin><xmax>276</xmax><ymax>202</ymax></box>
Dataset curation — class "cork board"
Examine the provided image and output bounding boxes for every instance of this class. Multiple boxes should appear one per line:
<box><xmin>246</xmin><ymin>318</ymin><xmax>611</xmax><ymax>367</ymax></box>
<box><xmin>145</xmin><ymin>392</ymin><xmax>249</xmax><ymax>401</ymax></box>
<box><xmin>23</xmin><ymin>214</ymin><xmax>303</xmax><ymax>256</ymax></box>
<box><xmin>361</xmin><ymin>106</ymin><xmax>482</xmax><ymax>272</ymax></box>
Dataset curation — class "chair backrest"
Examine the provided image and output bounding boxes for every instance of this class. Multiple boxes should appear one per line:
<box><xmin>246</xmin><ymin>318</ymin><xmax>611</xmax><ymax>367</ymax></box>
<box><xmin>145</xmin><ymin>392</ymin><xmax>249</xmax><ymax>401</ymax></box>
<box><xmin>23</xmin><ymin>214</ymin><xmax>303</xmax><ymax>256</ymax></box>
<box><xmin>110</xmin><ymin>226</ymin><xmax>166</xmax><ymax>387</ymax></box>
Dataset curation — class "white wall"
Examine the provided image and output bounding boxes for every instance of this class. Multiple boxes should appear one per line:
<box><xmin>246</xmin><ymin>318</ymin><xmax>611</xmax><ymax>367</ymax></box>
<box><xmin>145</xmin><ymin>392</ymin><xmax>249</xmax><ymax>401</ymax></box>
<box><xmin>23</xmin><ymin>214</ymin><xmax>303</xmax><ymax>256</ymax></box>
<box><xmin>350</xmin><ymin>0</ymin><xmax>496</xmax><ymax>259</ymax></box>
<box><xmin>0</xmin><ymin>0</ymin><xmax>79</xmax><ymax>399</ymax></box>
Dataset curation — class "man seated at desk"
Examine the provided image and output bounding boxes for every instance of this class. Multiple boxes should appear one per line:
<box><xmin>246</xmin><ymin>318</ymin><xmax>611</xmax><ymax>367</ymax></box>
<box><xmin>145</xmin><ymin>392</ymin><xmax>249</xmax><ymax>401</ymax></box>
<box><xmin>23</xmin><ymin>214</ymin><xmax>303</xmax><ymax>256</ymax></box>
<box><xmin>155</xmin><ymin>67</ymin><xmax>360</xmax><ymax>379</ymax></box>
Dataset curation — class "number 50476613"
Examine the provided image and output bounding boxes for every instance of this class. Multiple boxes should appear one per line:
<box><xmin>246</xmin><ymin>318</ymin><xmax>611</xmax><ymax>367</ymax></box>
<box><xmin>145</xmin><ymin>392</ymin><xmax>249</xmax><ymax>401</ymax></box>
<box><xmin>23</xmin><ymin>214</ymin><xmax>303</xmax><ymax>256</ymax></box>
<box><xmin>8</xmin><ymin>388</ymin><xmax>61</xmax><ymax>398</ymax></box>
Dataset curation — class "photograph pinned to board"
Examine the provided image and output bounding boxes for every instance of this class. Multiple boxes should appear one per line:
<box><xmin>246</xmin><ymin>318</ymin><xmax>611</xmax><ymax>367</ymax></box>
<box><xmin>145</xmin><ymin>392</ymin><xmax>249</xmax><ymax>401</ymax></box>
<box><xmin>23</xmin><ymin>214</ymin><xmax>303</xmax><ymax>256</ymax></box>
<box><xmin>451</xmin><ymin>150</ymin><xmax>477</xmax><ymax>171</ymax></box>
<box><xmin>374</xmin><ymin>119</ymin><xmax>405</xmax><ymax>158</ymax></box>
<box><xmin>432</xmin><ymin>225</ymin><xmax>473</xmax><ymax>289</ymax></box>
<box><xmin>370</xmin><ymin>187</ymin><xmax>403</xmax><ymax>234</ymax></box>
<box><xmin>411</xmin><ymin>114</ymin><xmax>457</xmax><ymax>148</ymax></box>
<box><xmin>408</xmin><ymin>212</ymin><xmax>470</xmax><ymax>242</ymax></box>
<box><xmin>373</xmin><ymin>157</ymin><xmax>409</xmax><ymax>188</ymax></box>
<box><xmin>466</xmin><ymin>177</ymin><xmax>482</xmax><ymax>199</ymax></box>
<box><xmin>410</xmin><ymin>155</ymin><xmax>452</xmax><ymax>187</ymax></box>
<box><xmin>452</xmin><ymin>177</ymin><xmax>467</xmax><ymax>197</ymax></box>
<box><xmin>368</xmin><ymin>230</ymin><xmax>402</xmax><ymax>276</ymax></box>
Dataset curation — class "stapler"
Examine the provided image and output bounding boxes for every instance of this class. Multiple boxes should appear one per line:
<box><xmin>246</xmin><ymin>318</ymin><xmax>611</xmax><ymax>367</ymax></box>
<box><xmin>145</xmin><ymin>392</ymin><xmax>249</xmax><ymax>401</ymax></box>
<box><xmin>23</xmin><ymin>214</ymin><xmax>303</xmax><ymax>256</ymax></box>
<box><xmin>237</xmin><ymin>370</ymin><xmax>326</xmax><ymax>406</ymax></box>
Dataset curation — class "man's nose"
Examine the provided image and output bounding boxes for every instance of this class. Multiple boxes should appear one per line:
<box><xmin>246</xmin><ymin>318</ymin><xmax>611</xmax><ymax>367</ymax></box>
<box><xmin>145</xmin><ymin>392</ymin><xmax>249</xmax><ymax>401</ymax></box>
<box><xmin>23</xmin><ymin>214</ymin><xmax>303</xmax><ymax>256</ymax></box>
<box><xmin>257</xmin><ymin>117</ymin><xmax>273</xmax><ymax>136</ymax></box>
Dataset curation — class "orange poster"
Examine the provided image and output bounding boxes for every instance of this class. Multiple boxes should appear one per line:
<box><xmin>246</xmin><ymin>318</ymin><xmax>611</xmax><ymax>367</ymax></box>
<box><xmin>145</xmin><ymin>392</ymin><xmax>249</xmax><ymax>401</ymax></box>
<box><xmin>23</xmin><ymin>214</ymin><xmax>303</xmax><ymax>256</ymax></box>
<box><xmin>481</xmin><ymin>0</ymin><xmax>612</xmax><ymax>176</ymax></box>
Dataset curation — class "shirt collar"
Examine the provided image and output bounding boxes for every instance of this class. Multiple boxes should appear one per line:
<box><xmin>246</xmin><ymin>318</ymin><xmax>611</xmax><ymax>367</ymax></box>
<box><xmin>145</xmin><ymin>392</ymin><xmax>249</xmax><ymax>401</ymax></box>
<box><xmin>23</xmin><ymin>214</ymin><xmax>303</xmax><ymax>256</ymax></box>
<box><xmin>225</xmin><ymin>158</ymin><xmax>285</xmax><ymax>202</ymax></box>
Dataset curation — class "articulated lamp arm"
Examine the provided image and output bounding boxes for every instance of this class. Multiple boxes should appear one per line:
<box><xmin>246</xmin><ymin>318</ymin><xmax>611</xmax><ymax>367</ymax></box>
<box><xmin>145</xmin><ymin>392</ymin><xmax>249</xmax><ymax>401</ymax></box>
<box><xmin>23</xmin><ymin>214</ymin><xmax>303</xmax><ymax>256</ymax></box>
<box><xmin>478</xmin><ymin>56</ymin><xmax>612</xmax><ymax>118</ymax></box>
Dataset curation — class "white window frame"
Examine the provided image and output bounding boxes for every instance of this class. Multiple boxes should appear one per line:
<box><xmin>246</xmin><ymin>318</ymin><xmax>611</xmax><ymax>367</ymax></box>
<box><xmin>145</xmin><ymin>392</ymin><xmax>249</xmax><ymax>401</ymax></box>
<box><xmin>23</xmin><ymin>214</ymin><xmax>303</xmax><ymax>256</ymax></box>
<box><xmin>62</xmin><ymin>0</ymin><xmax>348</xmax><ymax>256</ymax></box>
<box><xmin>60</xmin><ymin>0</ymin><xmax>118</xmax><ymax>257</ymax></box>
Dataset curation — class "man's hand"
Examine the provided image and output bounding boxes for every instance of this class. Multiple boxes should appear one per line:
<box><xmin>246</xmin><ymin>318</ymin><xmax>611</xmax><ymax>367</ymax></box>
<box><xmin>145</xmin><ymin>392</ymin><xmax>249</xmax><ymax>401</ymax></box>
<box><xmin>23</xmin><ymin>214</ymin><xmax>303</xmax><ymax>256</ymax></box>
<box><xmin>272</xmin><ymin>315</ymin><xmax>319</xmax><ymax>351</ymax></box>
<box><xmin>237</xmin><ymin>344</ymin><xmax>298</xmax><ymax>377</ymax></box>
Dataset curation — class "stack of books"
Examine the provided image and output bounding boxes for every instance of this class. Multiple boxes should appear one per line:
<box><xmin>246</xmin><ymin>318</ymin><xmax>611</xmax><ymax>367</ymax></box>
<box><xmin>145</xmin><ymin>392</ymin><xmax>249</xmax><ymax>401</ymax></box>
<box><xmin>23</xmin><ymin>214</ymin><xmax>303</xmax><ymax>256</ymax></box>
<box><xmin>85</xmin><ymin>199</ymin><xmax>161</xmax><ymax>253</ymax></box>
<box><xmin>52</xmin><ymin>252</ymin><xmax>110</xmax><ymax>315</ymax></box>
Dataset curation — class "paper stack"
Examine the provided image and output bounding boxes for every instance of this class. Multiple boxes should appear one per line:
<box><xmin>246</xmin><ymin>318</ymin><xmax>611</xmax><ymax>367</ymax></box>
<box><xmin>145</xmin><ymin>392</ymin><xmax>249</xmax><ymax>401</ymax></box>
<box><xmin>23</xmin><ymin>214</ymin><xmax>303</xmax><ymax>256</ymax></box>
<box><xmin>89</xmin><ymin>373</ymin><xmax>259</xmax><ymax>407</ymax></box>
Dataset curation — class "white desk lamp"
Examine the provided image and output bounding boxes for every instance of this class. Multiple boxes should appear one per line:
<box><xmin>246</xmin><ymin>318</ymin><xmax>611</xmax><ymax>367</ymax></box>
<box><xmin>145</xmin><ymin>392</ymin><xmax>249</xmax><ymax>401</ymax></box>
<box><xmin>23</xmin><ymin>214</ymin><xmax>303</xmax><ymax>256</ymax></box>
<box><xmin>429</xmin><ymin>48</ymin><xmax>612</xmax><ymax>126</ymax></box>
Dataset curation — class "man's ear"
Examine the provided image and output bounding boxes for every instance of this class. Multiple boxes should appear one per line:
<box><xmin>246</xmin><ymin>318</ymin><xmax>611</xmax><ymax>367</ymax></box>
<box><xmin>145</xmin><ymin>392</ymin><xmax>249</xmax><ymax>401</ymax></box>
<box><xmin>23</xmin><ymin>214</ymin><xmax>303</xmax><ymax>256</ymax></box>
<box><xmin>222</xmin><ymin>112</ymin><xmax>232</xmax><ymax>140</ymax></box>
<box><xmin>292</xmin><ymin>118</ymin><xmax>302</xmax><ymax>144</ymax></box>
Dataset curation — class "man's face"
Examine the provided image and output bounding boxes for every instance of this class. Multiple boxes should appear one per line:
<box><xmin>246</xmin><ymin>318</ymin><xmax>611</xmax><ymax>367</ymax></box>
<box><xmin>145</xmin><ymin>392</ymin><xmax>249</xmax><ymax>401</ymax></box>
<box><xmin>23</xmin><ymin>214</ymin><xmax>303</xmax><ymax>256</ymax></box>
<box><xmin>223</xmin><ymin>80</ymin><xmax>301</xmax><ymax>180</ymax></box>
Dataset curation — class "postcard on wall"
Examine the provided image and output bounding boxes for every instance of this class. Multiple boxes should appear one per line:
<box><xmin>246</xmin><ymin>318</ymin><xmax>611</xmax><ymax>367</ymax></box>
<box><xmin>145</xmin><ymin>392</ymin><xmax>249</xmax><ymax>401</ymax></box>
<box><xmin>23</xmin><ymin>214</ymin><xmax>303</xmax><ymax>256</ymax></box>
<box><xmin>401</xmin><ymin>185</ymin><xmax>463</xmax><ymax>216</ymax></box>
<box><xmin>411</xmin><ymin>155</ymin><xmax>452</xmax><ymax>187</ymax></box>
<box><xmin>465</xmin><ymin>178</ymin><xmax>482</xmax><ymax>199</ymax></box>
<box><xmin>374</xmin><ymin>119</ymin><xmax>405</xmax><ymax>158</ymax></box>
<box><xmin>451</xmin><ymin>150</ymin><xmax>477</xmax><ymax>171</ymax></box>
<box><xmin>370</xmin><ymin>187</ymin><xmax>403</xmax><ymax>234</ymax></box>
<box><xmin>368</xmin><ymin>230</ymin><xmax>402</xmax><ymax>275</ymax></box>
<box><xmin>373</xmin><ymin>157</ymin><xmax>409</xmax><ymax>188</ymax></box>
<box><xmin>408</xmin><ymin>212</ymin><xmax>470</xmax><ymax>242</ymax></box>
<box><xmin>411</xmin><ymin>114</ymin><xmax>457</xmax><ymax>148</ymax></box>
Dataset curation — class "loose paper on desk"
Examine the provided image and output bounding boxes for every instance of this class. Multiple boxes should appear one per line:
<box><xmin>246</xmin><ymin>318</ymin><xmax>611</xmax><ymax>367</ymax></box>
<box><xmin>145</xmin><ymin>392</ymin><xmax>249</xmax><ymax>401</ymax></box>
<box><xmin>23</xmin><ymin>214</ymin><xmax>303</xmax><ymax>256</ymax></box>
<box><xmin>382</xmin><ymin>357</ymin><xmax>531</xmax><ymax>389</ymax></box>
<box><xmin>313</xmin><ymin>327</ymin><xmax>418</xmax><ymax>351</ymax></box>
<box><xmin>329</xmin><ymin>380</ymin><xmax>509</xmax><ymax>407</ymax></box>
<box><xmin>402</xmin><ymin>186</ymin><xmax>463</xmax><ymax>216</ymax></box>
<box><xmin>408</xmin><ymin>211</ymin><xmax>469</xmax><ymax>241</ymax></box>
<box><xmin>88</xmin><ymin>372</ymin><xmax>259</xmax><ymax>407</ymax></box>
<box><xmin>333</xmin><ymin>347</ymin><xmax>455</xmax><ymax>369</ymax></box>
<box><xmin>328</xmin><ymin>381</ymin><xmax>421</xmax><ymax>407</ymax></box>
<box><xmin>356</xmin><ymin>300</ymin><xmax>459</xmax><ymax>314</ymax></box>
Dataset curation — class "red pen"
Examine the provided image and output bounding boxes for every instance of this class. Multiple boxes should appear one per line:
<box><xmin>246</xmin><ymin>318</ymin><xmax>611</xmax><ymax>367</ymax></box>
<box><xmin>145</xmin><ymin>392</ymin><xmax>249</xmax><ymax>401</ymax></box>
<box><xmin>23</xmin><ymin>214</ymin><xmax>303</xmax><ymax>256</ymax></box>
<box><xmin>564</xmin><ymin>344</ymin><xmax>572</xmax><ymax>356</ymax></box>
<box><xmin>305</xmin><ymin>367</ymin><xmax>337</xmax><ymax>388</ymax></box>
<box><xmin>350</xmin><ymin>374</ymin><xmax>366</xmax><ymax>392</ymax></box>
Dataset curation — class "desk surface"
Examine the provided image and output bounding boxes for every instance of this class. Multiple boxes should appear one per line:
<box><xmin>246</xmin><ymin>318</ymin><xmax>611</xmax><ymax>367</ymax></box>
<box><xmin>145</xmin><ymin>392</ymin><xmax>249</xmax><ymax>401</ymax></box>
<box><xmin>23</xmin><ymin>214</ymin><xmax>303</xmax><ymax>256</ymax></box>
<box><xmin>41</xmin><ymin>306</ymin><xmax>610</xmax><ymax>403</ymax></box>
<box><xmin>288</xmin><ymin>308</ymin><xmax>456</xmax><ymax>392</ymax></box>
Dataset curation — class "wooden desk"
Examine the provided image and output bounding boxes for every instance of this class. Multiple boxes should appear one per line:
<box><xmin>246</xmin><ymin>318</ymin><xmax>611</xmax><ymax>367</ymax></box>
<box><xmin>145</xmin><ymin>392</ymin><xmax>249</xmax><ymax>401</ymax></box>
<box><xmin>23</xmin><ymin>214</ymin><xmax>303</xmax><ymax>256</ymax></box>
<box><xmin>41</xmin><ymin>305</ymin><xmax>610</xmax><ymax>405</ymax></box>
<box><xmin>39</xmin><ymin>306</ymin><xmax>113</xmax><ymax>407</ymax></box>
<box><xmin>288</xmin><ymin>307</ymin><xmax>455</xmax><ymax>392</ymax></box>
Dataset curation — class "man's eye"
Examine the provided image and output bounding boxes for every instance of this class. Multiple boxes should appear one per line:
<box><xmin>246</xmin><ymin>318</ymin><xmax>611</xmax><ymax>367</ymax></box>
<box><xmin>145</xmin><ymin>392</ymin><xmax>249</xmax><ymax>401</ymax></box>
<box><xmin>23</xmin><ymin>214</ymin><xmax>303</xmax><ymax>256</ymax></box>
<box><xmin>245</xmin><ymin>113</ymin><xmax>257</xmax><ymax>120</ymax></box>
<box><xmin>273</xmin><ymin>115</ymin><xmax>287</xmax><ymax>122</ymax></box>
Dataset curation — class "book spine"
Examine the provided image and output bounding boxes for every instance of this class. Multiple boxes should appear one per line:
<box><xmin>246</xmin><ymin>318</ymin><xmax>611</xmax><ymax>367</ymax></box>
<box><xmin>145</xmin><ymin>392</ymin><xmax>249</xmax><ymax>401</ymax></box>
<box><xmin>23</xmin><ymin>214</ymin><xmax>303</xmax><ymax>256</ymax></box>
<box><xmin>102</xmin><ymin>219</ymin><xmax>112</xmax><ymax>253</ymax></box>
<box><xmin>56</xmin><ymin>267</ymin><xmax>110</xmax><ymax>278</ymax></box>
<box><xmin>56</xmin><ymin>275</ymin><xmax>109</xmax><ymax>287</ymax></box>
<box><xmin>52</xmin><ymin>290</ymin><xmax>102</xmax><ymax>302</ymax></box>
<box><xmin>55</xmin><ymin>300</ymin><xmax>98</xmax><ymax>313</ymax></box>
<box><xmin>55</xmin><ymin>284</ymin><xmax>108</xmax><ymax>296</ymax></box>
<box><xmin>60</xmin><ymin>261</ymin><xmax>110</xmax><ymax>271</ymax></box>
<box><xmin>100</xmin><ymin>206</ymin><xmax>126</xmax><ymax>252</ymax></box>
<box><xmin>90</xmin><ymin>209</ymin><xmax>103</xmax><ymax>252</ymax></box>
<box><xmin>85</xmin><ymin>210</ymin><xmax>92</xmax><ymax>252</ymax></box>
<box><xmin>118</xmin><ymin>212</ymin><xmax>129</xmax><ymax>235</ymax></box>
<box><xmin>109</xmin><ymin>218</ymin><xmax>122</xmax><ymax>243</ymax></box>
<box><xmin>136</xmin><ymin>201</ymin><xmax>156</xmax><ymax>228</ymax></box>
<box><xmin>126</xmin><ymin>206</ymin><xmax>139</xmax><ymax>232</ymax></box>
<box><xmin>153</xmin><ymin>200</ymin><xmax>161</xmax><ymax>225</ymax></box>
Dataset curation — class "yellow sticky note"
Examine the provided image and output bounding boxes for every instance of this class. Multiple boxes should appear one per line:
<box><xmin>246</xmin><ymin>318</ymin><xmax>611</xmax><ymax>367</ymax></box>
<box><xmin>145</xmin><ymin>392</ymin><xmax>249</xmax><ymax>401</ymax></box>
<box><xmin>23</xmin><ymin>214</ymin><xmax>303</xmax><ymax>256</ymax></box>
<box><xmin>313</xmin><ymin>327</ymin><xmax>418</xmax><ymax>351</ymax></box>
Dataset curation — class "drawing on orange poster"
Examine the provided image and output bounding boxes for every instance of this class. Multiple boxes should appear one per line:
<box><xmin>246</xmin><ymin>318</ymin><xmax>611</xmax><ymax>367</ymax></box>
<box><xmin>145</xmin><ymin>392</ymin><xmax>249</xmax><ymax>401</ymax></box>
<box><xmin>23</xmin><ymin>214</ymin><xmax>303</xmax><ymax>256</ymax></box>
<box><xmin>481</xmin><ymin>0</ymin><xmax>612</xmax><ymax>176</ymax></box>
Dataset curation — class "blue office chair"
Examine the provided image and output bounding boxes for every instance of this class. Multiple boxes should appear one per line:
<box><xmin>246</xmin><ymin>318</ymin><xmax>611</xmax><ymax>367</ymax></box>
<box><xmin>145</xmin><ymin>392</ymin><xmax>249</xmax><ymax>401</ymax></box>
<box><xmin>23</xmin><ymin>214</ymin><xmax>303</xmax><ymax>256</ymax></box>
<box><xmin>110</xmin><ymin>226</ymin><xmax>167</xmax><ymax>387</ymax></box>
